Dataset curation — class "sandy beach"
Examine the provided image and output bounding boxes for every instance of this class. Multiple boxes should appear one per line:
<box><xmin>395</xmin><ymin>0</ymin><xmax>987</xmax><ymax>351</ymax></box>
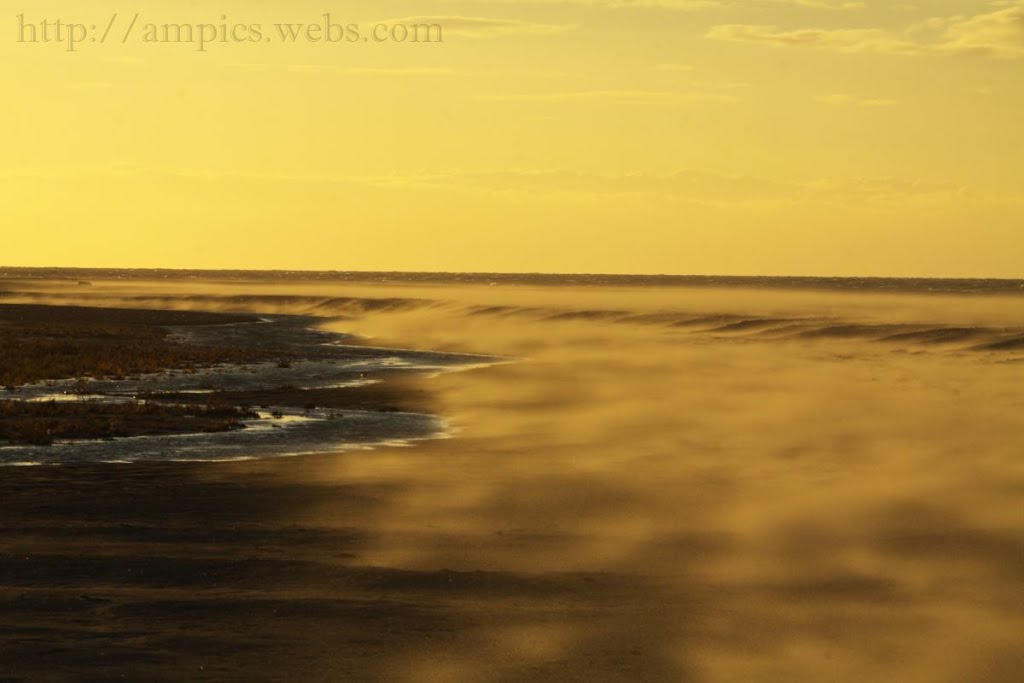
<box><xmin>1</xmin><ymin>275</ymin><xmax>1023</xmax><ymax>681</ymax></box>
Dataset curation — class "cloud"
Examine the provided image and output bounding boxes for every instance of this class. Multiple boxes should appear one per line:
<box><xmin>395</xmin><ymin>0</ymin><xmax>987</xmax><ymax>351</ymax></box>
<box><xmin>654</xmin><ymin>63</ymin><xmax>697</xmax><ymax>72</ymax></box>
<box><xmin>810</xmin><ymin>177</ymin><xmax>965</xmax><ymax>203</ymax></box>
<box><xmin>472</xmin><ymin>90</ymin><xmax>741</xmax><ymax>103</ymax></box>
<box><xmin>918</xmin><ymin>4</ymin><xmax>1024</xmax><ymax>57</ymax></box>
<box><xmin>379</xmin><ymin>16</ymin><xmax>573</xmax><ymax>38</ymax></box>
<box><xmin>343</xmin><ymin>67</ymin><xmax>457</xmax><ymax>76</ymax></box>
<box><xmin>814</xmin><ymin>93</ymin><xmax>898</xmax><ymax>106</ymax></box>
<box><xmin>707</xmin><ymin>24</ymin><xmax>919</xmax><ymax>53</ymax></box>
<box><xmin>782</xmin><ymin>0</ymin><xmax>864</xmax><ymax>8</ymax></box>
<box><xmin>708</xmin><ymin>3</ymin><xmax>1024</xmax><ymax>58</ymax></box>
<box><xmin>101</xmin><ymin>56</ymin><xmax>147</xmax><ymax>65</ymax></box>
<box><xmin>451</xmin><ymin>0</ymin><xmax>722</xmax><ymax>9</ymax></box>
<box><xmin>386</xmin><ymin>169</ymin><xmax>962</xmax><ymax>205</ymax></box>
<box><xmin>451</xmin><ymin>0</ymin><xmax>863</xmax><ymax>10</ymax></box>
<box><xmin>4</xmin><ymin>165</ymin><xmax>974</xmax><ymax>208</ymax></box>
<box><xmin>221</xmin><ymin>63</ymin><xmax>456</xmax><ymax>76</ymax></box>
<box><xmin>67</xmin><ymin>82</ymin><xmax>115</xmax><ymax>90</ymax></box>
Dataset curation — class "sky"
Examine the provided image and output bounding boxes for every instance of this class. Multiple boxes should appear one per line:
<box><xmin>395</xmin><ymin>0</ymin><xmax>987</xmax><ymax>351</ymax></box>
<box><xmin>2</xmin><ymin>0</ymin><xmax>1022</xmax><ymax>276</ymax></box>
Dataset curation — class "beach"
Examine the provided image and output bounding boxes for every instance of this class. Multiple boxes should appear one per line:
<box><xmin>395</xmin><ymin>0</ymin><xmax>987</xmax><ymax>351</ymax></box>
<box><xmin>1</xmin><ymin>273</ymin><xmax>1023</xmax><ymax>681</ymax></box>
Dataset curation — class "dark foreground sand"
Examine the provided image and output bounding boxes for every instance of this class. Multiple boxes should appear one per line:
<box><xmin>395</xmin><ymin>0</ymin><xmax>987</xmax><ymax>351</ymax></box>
<box><xmin>2</xmin><ymin>458</ymin><xmax>669</xmax><ymax>682</ymax></box>
<box><xmin>2</xmin><ymin>278</ymin><xmax>1023</xmax><ymax>682</ymax></box>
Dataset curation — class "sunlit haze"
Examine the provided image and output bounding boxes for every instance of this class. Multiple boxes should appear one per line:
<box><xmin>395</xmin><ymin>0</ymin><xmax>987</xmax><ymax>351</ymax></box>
<box><xmin>4</xmin><ymin>0</ymin><xmax>1022</xmax><ymax>276</ymax></box>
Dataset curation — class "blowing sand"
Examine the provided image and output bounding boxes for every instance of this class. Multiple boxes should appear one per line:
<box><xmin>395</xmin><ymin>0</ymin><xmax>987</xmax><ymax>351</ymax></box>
<box><xmin>1</xmin><ymin>277</ymin><xmax>1022</xmax><ymax>682</ymax></box>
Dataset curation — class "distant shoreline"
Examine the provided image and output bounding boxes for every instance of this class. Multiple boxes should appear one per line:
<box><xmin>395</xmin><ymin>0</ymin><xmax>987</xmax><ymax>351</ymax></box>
<box><xmin>1</xmin><ymin>267</ymin><xmax>1024</xmax><ymax>295</ymax></box>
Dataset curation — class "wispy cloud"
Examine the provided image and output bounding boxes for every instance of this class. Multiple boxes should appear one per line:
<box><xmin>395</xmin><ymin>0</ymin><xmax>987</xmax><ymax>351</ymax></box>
<box><xmin>451</xmin><ymin>0</ymin><xmax>863</xmax><ymax>10</ymax></box>
<box><xmin>382</xmin><ymin>169</ymin><xmax>962</xmax><ymax>205</ymax></box>
<box><xmin>814</xmin><ymin>93</ymin><xmax>898</xmax><ymax>106</ymax></box>
<box><xmin>708</xmin><ymin>3</ymin><xmax>1024</xmax><ymax>58</ymax></box>
<box><xmin>222</xmin><ymin>63</ymin><xmax>456</xmax><ymax>76</ymax></box>
<box><xmin>55</xmin><ymin>165</ymin><xmax>967</xmax><ymax>207</ymax></box>
<box><xmin>67</xmin><ymin>82</ymin><xmax>115</xmax><ymax>90</ymax></box>
<box><xmin>390</xmin><ymin>169</ymin><xmax>966</xmax><ymax>206</ymax></box>
<box><xmin>450</xmin><ymin>0</ymin><xmax>721</xmax><ymax>9</ymax></box>
<box><xmin>101</xmin><ymin>56</ymin><xmax>147</xmax><ymax>65</ymax></box>
<box><xmin>2</xmin><ymin>164</ymin><xmax>985</xmax><ymax>207</ymax></box>
<box><xmin>379</xmin><ymin>16</ymin><xmax>573</xmax><ymax>37</ymax></box>
<box><xmin>343</xmin><ymin>67</ymin><xmax>457</xmax><ymax>76</ymax></box>
<box><xmin>708</xmin><ymin>25</ymin><xmax>920</xmax><ymax>53</ymax></box>
<box><xmin>472</xmin><ymin>89</ymin><xmax>741</xmax><ymax>103</ymax></box>
<box><xmin>653</xmin><ymin>63</ymin><xmax>696</xmax><ymax>72</ymax></box>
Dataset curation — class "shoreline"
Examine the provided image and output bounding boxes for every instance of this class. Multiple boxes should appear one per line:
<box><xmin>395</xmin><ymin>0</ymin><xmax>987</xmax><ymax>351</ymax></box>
<box><xmin>0</xmin><ymin>303</ymin><xmax>487</xmax><ymax>463</ymax></box>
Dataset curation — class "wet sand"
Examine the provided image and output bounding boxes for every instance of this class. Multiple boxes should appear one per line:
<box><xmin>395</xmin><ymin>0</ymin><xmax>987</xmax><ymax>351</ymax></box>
<box><xmin>1</xmin><ymin>277</ymin><xmax>1023</xmax><ymax>681</ymax></box>
<box><xmin>1</xmin><ymin>458</ymin><xmax>683</xmax><ymax>682</ymax></box>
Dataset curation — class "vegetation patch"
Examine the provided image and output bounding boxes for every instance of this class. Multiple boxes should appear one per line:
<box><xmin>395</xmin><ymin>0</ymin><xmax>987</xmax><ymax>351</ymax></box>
<box><xmin>0</xmin><ymin>304</ymin><xmax>276</xmax><ymax>387</ymax></box>
<box><xmin>0</xmin><ymin>304</ymin><xmax>287</xmax><ymax>445</ymax></box>
<box><xmin>0</xmin><ymin>401</ymin><xmax>259</xmax><ymax>446</ymax></box>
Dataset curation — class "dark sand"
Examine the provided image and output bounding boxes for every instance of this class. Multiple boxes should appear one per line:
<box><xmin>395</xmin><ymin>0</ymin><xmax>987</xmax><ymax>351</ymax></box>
<box><xmin>0</xmin><ymin>457</ymin><xmax>679</xmax><ymax>682</ymax></box>
<box><xmin>2</xmin><ymin>278</ymin><xmax>1023</xmax><ymax>682</ymax></box>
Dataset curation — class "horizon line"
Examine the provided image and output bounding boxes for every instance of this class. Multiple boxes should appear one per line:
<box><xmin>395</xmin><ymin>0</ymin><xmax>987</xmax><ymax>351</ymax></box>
<box><xmin>2</xmin><ymin>265</ymin><xmax>1023</xmax><ymax>285</ymax></box>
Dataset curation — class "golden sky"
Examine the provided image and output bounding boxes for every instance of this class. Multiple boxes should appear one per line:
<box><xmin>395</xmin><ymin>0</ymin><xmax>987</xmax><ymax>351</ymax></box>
<box><xmin>3</xmin><ymin>0</ymin><xmax>1022</xmax><ymax>276</ymax></box>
